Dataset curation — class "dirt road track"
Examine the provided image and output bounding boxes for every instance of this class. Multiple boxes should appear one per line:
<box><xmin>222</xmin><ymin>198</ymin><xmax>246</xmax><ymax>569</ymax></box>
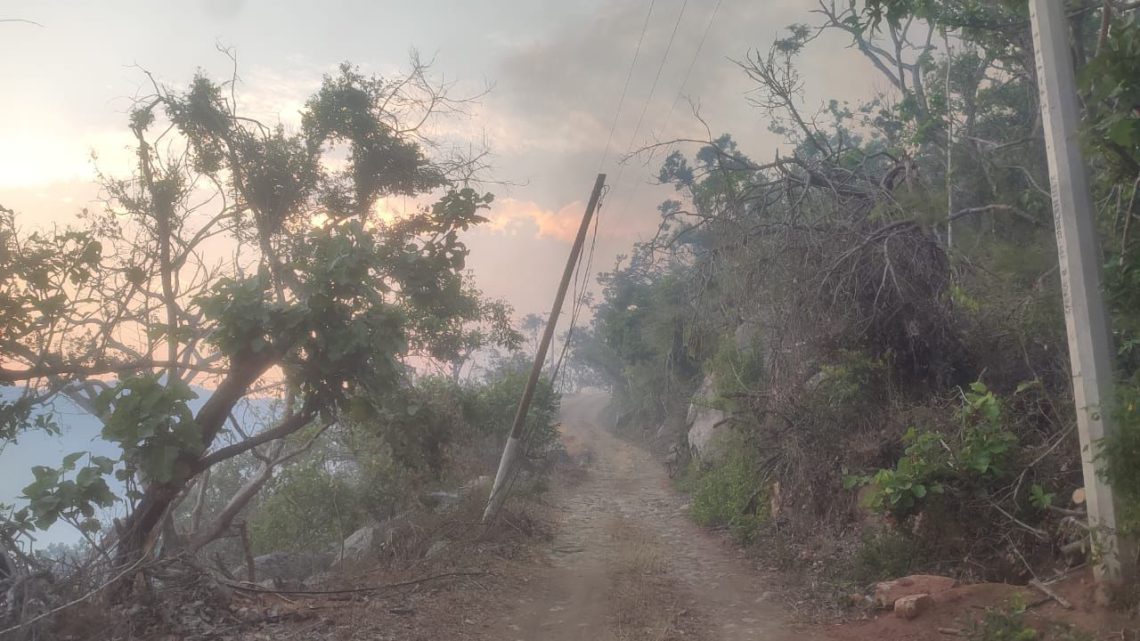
<box><xmin>492</xmin><ymin>393</ymin><xmax>795</xmax><ymax>641</ymax></box>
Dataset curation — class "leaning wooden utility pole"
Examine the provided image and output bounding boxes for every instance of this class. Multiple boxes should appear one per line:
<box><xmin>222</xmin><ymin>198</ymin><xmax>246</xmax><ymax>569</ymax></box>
<box><xmin>482</xmin><ymin>174</ymin><xmax>607</xmax><ymax>523</ymax></box>
<box><xmin>1029</xmin><ymin>0</ymin><xmax>1134</xmax><ymax>583</ymax></box>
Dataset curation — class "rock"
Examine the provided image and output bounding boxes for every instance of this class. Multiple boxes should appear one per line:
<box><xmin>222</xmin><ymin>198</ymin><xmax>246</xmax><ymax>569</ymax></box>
<box><xmin>804</xmin><ymin>369</ymin><xmax>827</xmax><ymax>392</ymax></box>
<box><xmin>303</xmin><ymin>571</ymin><xmax>334</xmax><ymax>589</ymax></box>
<box><xmin>334</xmin><ymin>514</ymin><xmax>413</xmax><ymax>564</ymax></box>
<box><xmin>686</xmin><ymin>376</ymin><xmax>729</xmax><ymax>462</ymax></box>
<box><xmin>894</xmin><ymin>593</ymin><xmax>934</xmax><ymax>620</ymax></box>
<box><xmin>425</xmin><ymin>539</ymin><xmax>450</xmax><ymax>559</ymax></box>
<box><xmin>873</xmin><ymin>575</ymin><xmax>957</xmax><ymax>609</ymax></box>
<box><xmin>235</xmin><ymin>552</ymin><xmax>331</xmax><ymax>584</ymax></box>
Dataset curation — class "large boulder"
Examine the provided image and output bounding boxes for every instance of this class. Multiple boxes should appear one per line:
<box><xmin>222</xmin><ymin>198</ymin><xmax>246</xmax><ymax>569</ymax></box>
<box><xmin>687</xmin><ymin>375</ymin><xmax>729</xmax><ymax>462</ymax></box>
<box><xmin>236</xmin><ymin>551</ymin><xmax>331</xmax><ymax>584</ymax></box>
<box><xmin>333</xmin><ymin>514</ymin><xmax>416</xmax><ymax>564</ymax></box>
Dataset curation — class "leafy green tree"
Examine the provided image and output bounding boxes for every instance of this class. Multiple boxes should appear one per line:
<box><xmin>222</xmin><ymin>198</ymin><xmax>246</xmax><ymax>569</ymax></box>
<box><xmin>1</xmin><ymin>59</ymin><xmax>508</xmax><ymax>567</ymax></box>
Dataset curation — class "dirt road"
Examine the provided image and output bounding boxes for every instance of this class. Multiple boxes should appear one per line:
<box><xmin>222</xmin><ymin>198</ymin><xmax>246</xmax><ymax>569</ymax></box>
<box><xmin>492</xmin><ymin>393</ymin><xmax>794</xmax><ymax>641</ymax></box>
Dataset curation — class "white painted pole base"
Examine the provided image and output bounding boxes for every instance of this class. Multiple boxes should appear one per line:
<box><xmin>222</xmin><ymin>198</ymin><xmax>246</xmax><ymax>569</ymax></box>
<box><xmin>482</xmin><ymin>436</ymin><xmax>522</xmax><ymax>523</ymax></box>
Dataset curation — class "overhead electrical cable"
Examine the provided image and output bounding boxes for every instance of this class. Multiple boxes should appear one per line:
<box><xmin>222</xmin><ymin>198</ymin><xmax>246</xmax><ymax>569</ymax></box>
<box><xmin>599</xmin><ymin>0</ymin><xmax>658</xmax><ymax>171</ymax></box>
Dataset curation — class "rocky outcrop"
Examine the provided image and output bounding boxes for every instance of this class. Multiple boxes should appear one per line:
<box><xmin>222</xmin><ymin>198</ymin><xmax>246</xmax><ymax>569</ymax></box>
<box><xmin>333</xmin><ymin>514</ymin><xmax>418</xmax><ymax>565</ymax></box>
<box><xmin>686</xmin><ymin>376</ymin><xmax>729</xmax><ymax>461</ymax></box>
<box><xmin>241</xmin><ymin>551</ymin><xmax>331</xmax><ymax>584</ymax></box>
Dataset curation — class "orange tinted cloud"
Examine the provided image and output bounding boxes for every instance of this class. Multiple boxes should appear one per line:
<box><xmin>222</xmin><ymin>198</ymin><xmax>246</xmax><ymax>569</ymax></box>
<box><xmin>485</xmin><ymin>197</ymin><xmax>586</xmax><ymax>242</ymax></box>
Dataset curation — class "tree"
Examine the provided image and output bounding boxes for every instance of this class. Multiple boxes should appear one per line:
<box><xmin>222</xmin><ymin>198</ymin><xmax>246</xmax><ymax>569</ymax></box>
<box><xmin>1</xmin><ymin>58</ymin><xmax>506</xmax><ymax>571</ymax></box>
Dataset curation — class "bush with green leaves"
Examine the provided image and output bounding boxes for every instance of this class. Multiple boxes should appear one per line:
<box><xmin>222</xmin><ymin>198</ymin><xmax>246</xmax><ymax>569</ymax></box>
<box><xmin>1096</xmin><ymin>380</ymin><xmax>1140</xmax><ymax>534</ymax></box>
<box><xmin>707</xmin><ymin>331</ymin><xmax>765</xmax><ymax>409</ymax></box>
<box><xmin>966</xmin><ymin>597</ymin><xmax>1093</xmax><ymax>641</ymax></box>
<box><xmin>461</xmin><ymin>358</ymin><xmax>561</xmax><ymax>460</ymax></box>
<box><xmin>852</xmin><ymin>528</ymin><xmax>929</xmax><ymax>584</ymax></box>
<box><xmin>682</xmin><ymin>432</ymin><xmax>767</xmax><ymax>543</ymax></box>
<box><xmin>239</xmin><ymin>364</ymin><xmax>562</xmax><ymax>555</ymax></box>
<box><xmin>848</xmin><ymin>382</ymin><xmax>1019</xmax><ymax>519</ymax></box>
<box><xmin>249</xmin><ymin>461</ymin><xmax>371</xmax><ymax>554</ymax></box>
<box><xmin>811</xmin><ymin>350</ymin><xmax>886</xmax><ymax>411</ymax></box>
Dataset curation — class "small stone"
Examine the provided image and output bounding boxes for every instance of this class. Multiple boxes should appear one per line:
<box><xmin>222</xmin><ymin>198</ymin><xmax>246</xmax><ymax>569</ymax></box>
<box><xmin>894</xmin><ymin>593</ymin><xmax>934</xmax><ymax>620</ymax></box>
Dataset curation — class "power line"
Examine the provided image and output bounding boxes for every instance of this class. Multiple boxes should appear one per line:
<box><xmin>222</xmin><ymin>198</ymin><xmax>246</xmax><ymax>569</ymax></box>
<box><xmin>649</xmin><ymin>0</ymin><xmax>723</xmax><ymax>164</ymax></box>
<box><xmin>551</xmin><ymin>0</ymin><xmax>662</xmax><ymax>387</ymax></box>
<box><xmin>556</xmin><ymin>0</ymin><xmax>701</xmax><ymax>390</ymax></box>
<box><xmin>599</xmin><ymin>0</ymin><xmax>658</xmax><ymax>171</ymax></box>
<box><xmin>606</xmin><ymin>0</ymin><xmax>720</xmax><ymax>242</ymax></box>
<box><xmin>619</xmin><ymin>0</ymin><xmax>689</xmax><ymax>174</ymax></box>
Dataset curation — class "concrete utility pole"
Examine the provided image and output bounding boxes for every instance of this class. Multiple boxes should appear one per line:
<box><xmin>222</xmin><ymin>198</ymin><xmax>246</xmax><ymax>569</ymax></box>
<box><xmin>482</xmin><ymin>174</ymin><xmax>607</xmax><ymax>523</ymax></box>
<box><xmin>1029</xmin><ymin>0</ymin><xmax>1134</xmax><ymax>583</ymax></box>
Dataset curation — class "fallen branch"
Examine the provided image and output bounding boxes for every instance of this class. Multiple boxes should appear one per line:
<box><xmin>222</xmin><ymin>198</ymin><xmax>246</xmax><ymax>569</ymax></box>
<box><xmin>990</xmin><ymin>502</ymin><xmax>1048</xmax><ymax>540</ymax></box>
<box><xmin>1028</xmin><ymin>579</ymin><xmax>1074</xmax><ymax>610</ymax></box>
<box><xmin>221</xmin><ymin>571</ymin><xmax>489</xmax><ymax>597</ymax></box>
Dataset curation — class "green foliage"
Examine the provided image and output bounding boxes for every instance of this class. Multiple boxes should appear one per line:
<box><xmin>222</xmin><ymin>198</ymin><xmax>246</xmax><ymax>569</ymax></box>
<box><xmin>0</xmin><ymin>59</ymin><xmax>515</xmax><ymax>553</ymax></box>
<box><xmin>812</xmin><ymin>350</ymin><xmax>886</xmax><ymax>411</ymax></box>
<box><xmin>852</xmin><ymin>528</ymin><xmax>928</xmax><ymax>584</ymax></box>
<box><xmin>96</xmin><ymin>376</ymin><xmax>200</xmax><ymax>484</ymax></box>
<box><xmin>682</xmin><ymin>434</ymin><xmax>767</xmax><ymax>543</ymax></box>
<box><xmin>966</xmin><ymin>596</ymin><xmax>1091</xmax><ymax>641</ymax></box>
<box><xmin>462</xmin><ymin>358</ymin><xmax>561</xmax><ymax>458</ymax></box>
<box><xmin>852</xmin><ymin>382</ymin><xmax>1019</xmax><ymax>519</ymax></box>
<box><xmin>856</xmin><ymin>427</ymin><xmax>947</xmax><ymax>517</ymax></box>
<box><xmin>250</xmin><ymin>460</ymin><xmax>370</xmax><ymax>554</ymax></box>
<box><xmin>707</xmin><ymin>332</ymin><xmax>765</xmax><ymax>408</ymax></box>
<box><xmin>1095</xmin><ymin>381</ymin><xmax>1140</xmax><ymax>534</ymax></box>
<box><xmin>1028</xmin><ymin>484</ymin><xmax>1054</xmax><ymax>511</ymax></box>
<box><xmin>1080</xmin><ymin>13</ymin><xmax>1140</xmax><ymax>178</ymax></box>
<box><xmin>967</xmin><ymin>599</ymin><xmax>1038</xmax><ymax>641</ymax></box>
<box><xmin>245</xmin><ymin>364</ymin><xmax>561</xmax><ymax>554</ymax></box>
<box><xmin>19</xmin><ymin>452</ymin><xmax>116</xmax><ymax>532</ymax></box>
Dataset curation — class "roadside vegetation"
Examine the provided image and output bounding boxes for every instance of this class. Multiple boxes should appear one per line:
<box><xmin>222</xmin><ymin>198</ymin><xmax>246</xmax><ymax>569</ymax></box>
<box><xmin>570</xmin><ymin>0</ymin><xmax>1140</xmax><ymax>595</ymax></box>
<box><xmin>0</xmin><ymin>56</ymin><xmax>564</xmax><ymax>638</ymax></box>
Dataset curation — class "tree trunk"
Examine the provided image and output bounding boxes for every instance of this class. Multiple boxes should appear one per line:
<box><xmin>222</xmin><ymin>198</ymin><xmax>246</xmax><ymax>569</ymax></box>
<box><xmin>112</xmin><ymin>352</ymin><xmax>274</xmax><ymax>570</ymax></box>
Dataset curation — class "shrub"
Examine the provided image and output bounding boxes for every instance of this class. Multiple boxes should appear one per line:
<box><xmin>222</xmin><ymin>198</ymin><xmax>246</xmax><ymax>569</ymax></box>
<box><xmin>250</xmin><ymin>461</ymin><xmax>371</xmax><ymax>554</ymax></box>
<box><xmin>811</xmin><ymin>349</ymin><xmax>886</xmax><ymax>412</ymax></box>
<box><xmin>707</xmin><ymin>331</ymin><xmax>765</xmax><ymax>409</ymax></box>
<box><xmin>1096</xmin><ymin>380</ymin><xmax>1140</xmax><ymax>534</ymax></box>
<box><xmin>967</xmin><ymin>600</ymin><xmax>1039</xmax><ymax>641</ymax></box>
<box><xmin>853</xmin><ymin>528</ymin><xmax>929</xmax><ymax>584</ymax></box>
<box><xmin>848</xmin><ymin>382</ymin><xmax>1019</xmax><ymax>520</ymax></box>
<box><xmin>461</xmin><ymin>363</ymin><xmax>561</xmax><ymax>459</ymax></box>
<box><xmin>966</xmin><ymin>598</ymin><xmax>1093</xmax><ymax>641</ymax></box>
<box><xmin>683</xmin><ymin>433</ymin><xmax>767</xmax><ymax>543</ymax></box>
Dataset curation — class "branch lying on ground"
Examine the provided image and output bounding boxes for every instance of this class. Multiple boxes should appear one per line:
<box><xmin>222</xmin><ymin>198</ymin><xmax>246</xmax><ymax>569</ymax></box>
<box><xmin>222</xmin><ymin>571</ymin><xmax>490</xmax><ymax>597</ymax></box>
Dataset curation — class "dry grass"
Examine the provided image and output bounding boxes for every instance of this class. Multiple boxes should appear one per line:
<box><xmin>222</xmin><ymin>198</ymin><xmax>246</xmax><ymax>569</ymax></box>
<box><xmin>603</xmin><ymin>516</ymin><xmax>707</xmax><ymax>641</ymax></box>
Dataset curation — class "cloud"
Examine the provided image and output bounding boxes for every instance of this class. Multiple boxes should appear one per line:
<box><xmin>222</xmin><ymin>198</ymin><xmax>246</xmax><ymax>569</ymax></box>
<box><xmin>485</xmin><ymin>197</ymin><xmax>588</xmax><ymax>242</ymax></box>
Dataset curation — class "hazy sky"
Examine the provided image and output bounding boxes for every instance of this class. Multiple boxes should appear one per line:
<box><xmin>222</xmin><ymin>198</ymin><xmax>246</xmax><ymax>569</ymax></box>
<box><xmin>1</xmin><ymin>0</ymin><xmax>884</xmax><ymax>318</ymax></box>
<box><xmin>0</xmin><ymin>0</ymin><xmax>895</xmax><ymax>546</ymax></box>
